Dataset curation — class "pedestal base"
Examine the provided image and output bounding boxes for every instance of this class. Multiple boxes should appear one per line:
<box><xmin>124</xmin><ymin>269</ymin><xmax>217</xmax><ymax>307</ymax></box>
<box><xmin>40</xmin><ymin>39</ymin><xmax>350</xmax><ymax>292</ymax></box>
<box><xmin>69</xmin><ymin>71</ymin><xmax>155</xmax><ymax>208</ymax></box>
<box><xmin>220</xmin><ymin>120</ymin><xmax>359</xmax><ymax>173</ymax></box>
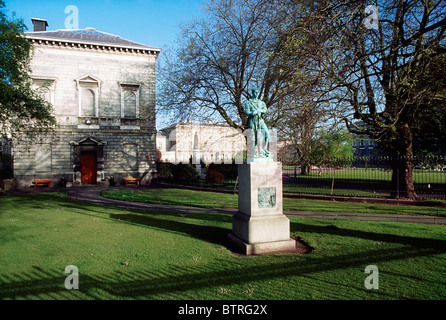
<box><xmin>229</xmin><ymin>161</ymin><xmax>297</xmax><ymax>255</ymax></box>
<box><xmin>231</xmin><ymin>211</ymin><xmax>292</xmax><ymax>244</ymax></box>
<box><xmin>228</xmin><ymin>233</ymin><xmax>297</xmax><ymax>256</ymax></box>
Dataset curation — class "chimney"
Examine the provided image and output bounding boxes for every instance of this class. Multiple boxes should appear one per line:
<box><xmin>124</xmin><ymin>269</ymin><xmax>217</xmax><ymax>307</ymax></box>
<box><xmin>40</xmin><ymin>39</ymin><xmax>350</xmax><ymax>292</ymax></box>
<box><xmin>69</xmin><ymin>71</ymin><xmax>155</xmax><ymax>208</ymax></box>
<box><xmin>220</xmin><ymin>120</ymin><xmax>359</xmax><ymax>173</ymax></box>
<box><xmin>31</xmin><ymin>18</ymin><xmax>49</xmax><ymax>32</ymax></box>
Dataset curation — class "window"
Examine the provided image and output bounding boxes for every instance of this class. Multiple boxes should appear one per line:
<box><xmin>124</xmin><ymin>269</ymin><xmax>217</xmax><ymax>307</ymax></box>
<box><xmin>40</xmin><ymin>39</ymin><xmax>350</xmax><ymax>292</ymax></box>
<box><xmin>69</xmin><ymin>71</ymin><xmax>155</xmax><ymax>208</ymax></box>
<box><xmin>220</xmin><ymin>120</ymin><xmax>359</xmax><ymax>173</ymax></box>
<box><xmin>76</xmin><ymin>75</ymin><xmax>101</xmax><ymax>117</ymax></box>
<box><xmin>32</xmin><ymin>78</ymin><xmax>55</xmax><ymax>105</ymax></box>
<box><xmin>120</xmin><ymin>84</ymin><xmax>140</xmax><ymax>119</ymax></box>
<box><xmin>81</xmin><ymin>88</ymin><xmax>95</xmax><ymax>117</ymax></box>
<box><xmin>124</xmin><ymin>91</ymin><xmax>137</xmax><ymax>118</ymax></box>
<box><xmin>35</xmin><ymin>144</ymin><xmax>52</xmax><ymax>173</ymax></box>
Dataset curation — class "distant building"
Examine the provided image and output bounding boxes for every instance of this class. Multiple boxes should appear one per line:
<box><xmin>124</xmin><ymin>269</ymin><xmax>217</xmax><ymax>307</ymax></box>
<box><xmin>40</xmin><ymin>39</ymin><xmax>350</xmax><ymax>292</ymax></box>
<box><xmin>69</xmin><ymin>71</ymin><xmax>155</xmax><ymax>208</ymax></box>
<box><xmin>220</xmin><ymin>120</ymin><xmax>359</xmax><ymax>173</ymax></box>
<box><xmin>157</xmin><ymin>120</ymin><xmax>246</xmax><ymax>164</ymax></box>
<box><xmin>350</xmin><ymin>121</ymin><xmax>380</xmax><ymax>157</ymax></box>
<box><xmin>352</xmin><ymin>133</ymin><xmax>378</xmax><ymax>157</ymax></box>
<box><xmin>9</xmin><ymin>19</ymin><xmax>160</xmax><ymax>188</ymax></box>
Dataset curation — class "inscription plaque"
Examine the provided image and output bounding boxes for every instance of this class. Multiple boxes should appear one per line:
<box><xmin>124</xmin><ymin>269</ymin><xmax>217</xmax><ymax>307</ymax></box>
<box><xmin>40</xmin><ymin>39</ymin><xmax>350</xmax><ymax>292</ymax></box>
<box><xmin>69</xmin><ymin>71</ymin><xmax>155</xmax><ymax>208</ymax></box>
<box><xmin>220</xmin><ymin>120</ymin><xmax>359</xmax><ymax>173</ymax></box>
<box><xmin>258</xmin><ymin>187</ymin><xmax>276</xmax><ymax>208</ymax></box>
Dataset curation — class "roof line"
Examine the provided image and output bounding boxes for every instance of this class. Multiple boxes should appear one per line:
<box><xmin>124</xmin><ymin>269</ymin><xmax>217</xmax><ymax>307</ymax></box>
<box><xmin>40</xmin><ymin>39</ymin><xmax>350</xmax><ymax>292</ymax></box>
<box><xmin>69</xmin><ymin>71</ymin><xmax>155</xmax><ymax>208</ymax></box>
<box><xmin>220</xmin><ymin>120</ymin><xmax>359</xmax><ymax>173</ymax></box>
<box><xmin>54</xmin><ymin>28</ymin><xmax>122</xmax><ymax>38</ymax></box>
<box><xmin>24</xmin><ymin>28</ymin><xmax>161</xmax><ymax>52</ymax></box>
<box><xmin>25</xmin><ymin>34</ymin><xmax>161</xmax><ymax>53</ymax></box>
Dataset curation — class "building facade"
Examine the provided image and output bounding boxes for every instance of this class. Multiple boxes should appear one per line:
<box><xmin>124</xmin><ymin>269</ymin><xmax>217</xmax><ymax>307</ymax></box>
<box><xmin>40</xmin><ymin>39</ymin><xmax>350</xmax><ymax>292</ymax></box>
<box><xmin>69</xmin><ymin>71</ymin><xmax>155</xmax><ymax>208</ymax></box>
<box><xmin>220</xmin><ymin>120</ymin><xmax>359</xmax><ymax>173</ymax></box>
<box><xmin>157</xmin><ymin>120</ymin><xmax>246</xmax><ymax>165</ymax></box>
<box><xmin>350</xmin><ymin>121</ymin><xmax>380</xmax><ymax>157</ymax></box>
<box><xmin>12</xmin><ymin>19</ymin><xmax>160</xmax><ymax>188</ymax></box>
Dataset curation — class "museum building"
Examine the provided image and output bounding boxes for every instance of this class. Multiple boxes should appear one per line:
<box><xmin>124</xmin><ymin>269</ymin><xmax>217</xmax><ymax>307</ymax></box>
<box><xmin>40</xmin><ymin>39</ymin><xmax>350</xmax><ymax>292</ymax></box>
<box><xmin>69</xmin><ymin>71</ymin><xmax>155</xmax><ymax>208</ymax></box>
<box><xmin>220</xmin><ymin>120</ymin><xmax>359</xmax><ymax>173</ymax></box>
<box><xmin>12</xmin><ymin>19</ymin><xmax>160</xmax><ymax>187</ymax></box>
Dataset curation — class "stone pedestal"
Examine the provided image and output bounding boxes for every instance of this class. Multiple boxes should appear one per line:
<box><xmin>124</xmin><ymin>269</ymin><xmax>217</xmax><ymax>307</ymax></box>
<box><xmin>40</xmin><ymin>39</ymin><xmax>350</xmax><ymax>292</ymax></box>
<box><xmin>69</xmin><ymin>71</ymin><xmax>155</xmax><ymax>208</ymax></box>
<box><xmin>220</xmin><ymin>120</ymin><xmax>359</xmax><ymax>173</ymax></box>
<box><xmin>228</xmin><ymin>161</ymin><xmax>296</xmax><ymax>255</ymax></box>
<box><xmin>1</xmin><ymin>179</ymin><xmax>16</xmax><ymax>191</ymax></box>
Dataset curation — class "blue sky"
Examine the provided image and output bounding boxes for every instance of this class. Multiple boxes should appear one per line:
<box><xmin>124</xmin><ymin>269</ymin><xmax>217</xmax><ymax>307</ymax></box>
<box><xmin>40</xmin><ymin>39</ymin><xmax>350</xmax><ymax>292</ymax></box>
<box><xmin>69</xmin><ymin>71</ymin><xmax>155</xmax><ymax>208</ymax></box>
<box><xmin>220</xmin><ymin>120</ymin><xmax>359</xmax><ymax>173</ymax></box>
<box><xmin>4</xmin><ymin>0</ymin><xmax>204</xmax><ymax>49</ymax></box>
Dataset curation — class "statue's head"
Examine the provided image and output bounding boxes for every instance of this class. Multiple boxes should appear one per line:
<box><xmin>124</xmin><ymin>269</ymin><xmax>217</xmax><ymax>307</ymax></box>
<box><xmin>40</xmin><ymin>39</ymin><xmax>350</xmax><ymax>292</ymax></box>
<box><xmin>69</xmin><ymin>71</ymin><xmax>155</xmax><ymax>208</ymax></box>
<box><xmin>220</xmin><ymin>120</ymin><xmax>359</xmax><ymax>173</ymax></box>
<box><xmin>251</xmin><ymin>88</ymin><xmax>260</xmax><ymax>98</ymax></box>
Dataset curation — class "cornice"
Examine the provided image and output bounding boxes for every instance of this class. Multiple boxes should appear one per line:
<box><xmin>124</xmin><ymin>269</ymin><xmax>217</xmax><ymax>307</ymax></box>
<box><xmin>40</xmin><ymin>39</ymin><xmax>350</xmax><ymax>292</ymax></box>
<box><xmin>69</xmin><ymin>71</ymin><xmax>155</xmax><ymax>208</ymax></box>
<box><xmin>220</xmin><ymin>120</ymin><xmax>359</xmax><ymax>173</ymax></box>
<box><xmin>26</xmin><ymin>35</ymin><xmax>160</xmax><ymax>56</ymax></box>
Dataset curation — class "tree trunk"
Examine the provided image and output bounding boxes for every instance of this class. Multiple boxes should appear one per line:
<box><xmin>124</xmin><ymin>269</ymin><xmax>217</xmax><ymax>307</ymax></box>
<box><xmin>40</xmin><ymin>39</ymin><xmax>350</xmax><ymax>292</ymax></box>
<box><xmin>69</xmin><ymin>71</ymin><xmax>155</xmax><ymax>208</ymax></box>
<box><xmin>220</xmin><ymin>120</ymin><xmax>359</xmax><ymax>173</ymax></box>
<box><xmin>300</xmin><ymin>164</ymin><xmax>311</xmax><ymax>175</ymax></box>
<box><xmin>390</xmin><ymin>124</ymin><xmax>417</xmax><ymax>199</ymax></box>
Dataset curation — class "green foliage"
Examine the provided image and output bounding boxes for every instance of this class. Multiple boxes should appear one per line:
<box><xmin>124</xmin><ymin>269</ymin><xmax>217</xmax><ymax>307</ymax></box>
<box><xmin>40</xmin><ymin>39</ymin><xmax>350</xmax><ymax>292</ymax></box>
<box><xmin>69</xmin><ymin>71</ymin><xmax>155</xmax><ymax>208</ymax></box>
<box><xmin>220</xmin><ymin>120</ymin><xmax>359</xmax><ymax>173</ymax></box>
<box><xmin>207</xmin><ymin>163</ymin><xmax>238</xmax><ymax>180</ymax></box>
<box><xmin>156</xmin><ymin>161</ymin><xmax>175</xmax><ymax>178</ymax></box>
<box><xmin>0</xmin><ymin>0</ymin><xmax>55</xmax><ymax>141</ymax></box>
<box><xmin>294</xmin><ymin>128</ymin><xmax>354</xmax><ymax>173</ymax></box>
<box><xmin>156</xmin><ymin>162</ymin><xmax>199</xmax><ymax>182</ymax></box>
<box><xmin>172</xmin><ymin>163</ymin><xmax>199</xmax><ymax>182</ymax></box>
<box><xmin>311</xmin><ymin>129</ymin><xmax>354</xmax><ymax>162</ymax></box>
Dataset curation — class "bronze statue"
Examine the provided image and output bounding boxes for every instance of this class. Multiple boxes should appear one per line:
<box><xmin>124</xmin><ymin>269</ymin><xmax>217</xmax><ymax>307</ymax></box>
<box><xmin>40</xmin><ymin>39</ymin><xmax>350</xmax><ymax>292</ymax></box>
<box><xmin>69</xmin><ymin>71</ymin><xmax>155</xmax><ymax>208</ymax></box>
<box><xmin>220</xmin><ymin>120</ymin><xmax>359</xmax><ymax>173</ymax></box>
<box><xmin>244</xmin><ymin>88</ymin><xmax>269</xmax><ymax>158</ymax></box>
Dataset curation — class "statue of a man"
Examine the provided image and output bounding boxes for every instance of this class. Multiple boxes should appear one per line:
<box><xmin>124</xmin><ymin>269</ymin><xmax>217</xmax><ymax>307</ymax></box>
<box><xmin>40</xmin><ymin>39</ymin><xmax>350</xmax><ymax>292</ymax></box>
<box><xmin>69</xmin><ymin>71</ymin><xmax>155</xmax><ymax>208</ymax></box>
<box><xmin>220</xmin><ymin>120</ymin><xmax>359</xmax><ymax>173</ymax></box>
<box><xmin>244</xmin><ymin>88</ymin><xmax>269</xmax><ymax>158</ymax></box>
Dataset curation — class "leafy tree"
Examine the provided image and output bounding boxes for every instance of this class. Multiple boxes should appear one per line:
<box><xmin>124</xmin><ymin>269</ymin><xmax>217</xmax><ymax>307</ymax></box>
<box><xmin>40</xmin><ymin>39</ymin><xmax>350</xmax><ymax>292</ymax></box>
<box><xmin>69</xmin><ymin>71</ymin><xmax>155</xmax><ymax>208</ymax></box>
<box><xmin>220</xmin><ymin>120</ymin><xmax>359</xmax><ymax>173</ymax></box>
<box><xmin>310</xmin><ymin>129</ymin><xmax>354</xmax><ymax>164</ymax></box>
<box><xmin>0</xmin><ymin>0</ymin><xmax>55</xmax><ymax>142</ymax></box>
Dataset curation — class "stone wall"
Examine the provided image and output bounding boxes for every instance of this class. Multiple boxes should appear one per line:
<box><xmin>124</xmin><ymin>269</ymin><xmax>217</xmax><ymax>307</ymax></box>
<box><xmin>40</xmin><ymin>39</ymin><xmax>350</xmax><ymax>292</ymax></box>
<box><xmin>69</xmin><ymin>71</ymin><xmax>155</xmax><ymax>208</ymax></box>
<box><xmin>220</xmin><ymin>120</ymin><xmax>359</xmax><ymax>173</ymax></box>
<box><xmin>13</xmin><ymin>128</ymin><xmax>157</xmax><ymax>188</ymax></box>
<box><xmin>11</xmin><ymin>33</ymin><xmax>158</xmax><ymax>188</ymax></box>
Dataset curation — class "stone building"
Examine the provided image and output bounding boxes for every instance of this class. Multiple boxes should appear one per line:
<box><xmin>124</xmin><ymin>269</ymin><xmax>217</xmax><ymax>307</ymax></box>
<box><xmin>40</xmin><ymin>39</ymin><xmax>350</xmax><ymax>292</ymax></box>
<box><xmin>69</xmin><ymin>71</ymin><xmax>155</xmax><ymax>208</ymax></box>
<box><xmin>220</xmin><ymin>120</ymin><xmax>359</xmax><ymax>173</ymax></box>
<box><xmin>350</xmin><ymin>121</ymin><xmax>380</xmax><ymax>157</ymax></box>
<box><xmin>12</xmin><ymin>19</ymin><xmax>160</xmax><ymax>187</ymax></box>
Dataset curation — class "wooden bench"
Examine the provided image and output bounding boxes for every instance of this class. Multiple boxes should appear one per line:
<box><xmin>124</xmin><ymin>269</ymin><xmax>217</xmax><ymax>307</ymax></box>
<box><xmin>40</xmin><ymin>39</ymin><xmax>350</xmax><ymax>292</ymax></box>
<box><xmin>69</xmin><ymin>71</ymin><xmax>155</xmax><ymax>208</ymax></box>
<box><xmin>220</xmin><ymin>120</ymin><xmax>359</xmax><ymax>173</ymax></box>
<box><xmin>123</xmin><ymin>178</ymin><xmax>140</xmax><ymax>185</ymax></box>
<box><xmin>32</xmin><ymin>180</ymin><xmax>52</xmax><ymax>188</ymax></box>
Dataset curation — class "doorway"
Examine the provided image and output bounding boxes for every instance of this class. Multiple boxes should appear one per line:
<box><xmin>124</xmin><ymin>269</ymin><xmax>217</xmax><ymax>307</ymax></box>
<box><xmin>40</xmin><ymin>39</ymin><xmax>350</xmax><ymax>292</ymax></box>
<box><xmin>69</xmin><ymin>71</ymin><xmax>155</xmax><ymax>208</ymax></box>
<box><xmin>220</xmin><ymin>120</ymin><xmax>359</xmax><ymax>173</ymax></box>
<box><xmin>81</xmin><ymin>152</ymin><xmax>97</xmax><ymax>184</ymax></box>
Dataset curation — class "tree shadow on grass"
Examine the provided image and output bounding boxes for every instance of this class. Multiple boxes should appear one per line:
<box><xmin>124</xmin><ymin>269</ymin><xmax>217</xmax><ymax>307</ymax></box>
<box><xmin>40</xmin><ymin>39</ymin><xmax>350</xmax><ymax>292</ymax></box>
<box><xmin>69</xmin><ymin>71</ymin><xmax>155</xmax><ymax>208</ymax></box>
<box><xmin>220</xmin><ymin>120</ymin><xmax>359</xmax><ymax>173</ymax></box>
<box><xmin>290</xmin><ymin>221</ymin><xmax>446</xmax><ymax>250</ymax></box>
<box><xmin>109</xmin><ymin>212</ymin><xmax>230</xmax><ymax>246</ymax></box>
<box><xmin>2</xmin><ymin>208</ymin><xmax>446</xmax><ymax>299</ymax></box>
<box><xmin>56</xmin><ymin>196</ymin><xmax>232</xmax><ymax>246</ymax></box>
<box><xmin>1</xmin><ymin>245</ymin><xmax>443</xmax><ymax>300</ymax></box>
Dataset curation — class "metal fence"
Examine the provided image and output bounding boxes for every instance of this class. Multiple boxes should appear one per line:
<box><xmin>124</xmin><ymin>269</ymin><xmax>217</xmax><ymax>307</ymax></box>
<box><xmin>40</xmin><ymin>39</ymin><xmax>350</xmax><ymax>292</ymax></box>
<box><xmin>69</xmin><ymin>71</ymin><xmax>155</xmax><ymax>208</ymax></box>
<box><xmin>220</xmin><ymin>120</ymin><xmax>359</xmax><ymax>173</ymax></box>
<box><xmin>282</xmin><ymin>156</ymin><xmax>446</xmax><ymax>200</ymax></box>
<box><xmin>155</xmin><ymin>156</ymin><xmax>446</xmax><ymax>200</ymax></box>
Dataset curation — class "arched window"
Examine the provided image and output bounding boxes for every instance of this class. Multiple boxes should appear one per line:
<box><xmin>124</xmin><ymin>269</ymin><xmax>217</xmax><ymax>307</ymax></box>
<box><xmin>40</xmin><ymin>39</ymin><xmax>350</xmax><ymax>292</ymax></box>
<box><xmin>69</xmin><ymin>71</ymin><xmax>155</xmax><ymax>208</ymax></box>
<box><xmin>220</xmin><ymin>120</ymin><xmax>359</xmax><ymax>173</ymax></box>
<box><xmin>120</xmin><ymin>83</ymin><xmax>140</xmax><ymax>119</ymax></box>
<box><xmin>81</xmin><ymin>88</ymin><xmax>95</xmax><ymax>117</ymax></box>
<box><xmin>75</xmin><ymin>75</ymin><xmax>101</xmax><ymax>118</ymax></box>
<box><xmin>32</xmin><ymin>78</ymin><xmax>55</xmax><ymax>105</ymax></box>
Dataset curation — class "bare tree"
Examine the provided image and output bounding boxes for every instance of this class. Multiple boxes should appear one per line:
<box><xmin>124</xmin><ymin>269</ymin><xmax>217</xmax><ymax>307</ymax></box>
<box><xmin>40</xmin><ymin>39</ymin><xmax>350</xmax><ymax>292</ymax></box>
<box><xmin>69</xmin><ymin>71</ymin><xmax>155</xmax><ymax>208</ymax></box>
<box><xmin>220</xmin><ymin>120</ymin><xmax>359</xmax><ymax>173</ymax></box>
<box><xmin>286</xmin><ymin>0</ymin><xmax>446</xmax><ymax>199</ymax></box>
<box><xmin>157</xmin><ymin>0</ymin><xmax>304</xmax><ymax>131</ymax></box>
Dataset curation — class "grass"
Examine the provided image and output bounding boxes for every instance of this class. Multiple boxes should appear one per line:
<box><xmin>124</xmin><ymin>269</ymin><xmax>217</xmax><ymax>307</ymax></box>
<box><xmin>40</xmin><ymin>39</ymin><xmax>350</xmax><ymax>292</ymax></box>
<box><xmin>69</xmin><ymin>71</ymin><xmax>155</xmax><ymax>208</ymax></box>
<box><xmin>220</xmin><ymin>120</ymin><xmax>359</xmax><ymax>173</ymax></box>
<box><xmin>102</xmin><ymin>188</ymin><xmax>446</xmax><ymax>216</ymax></box>
<box><xmin>1</xmin><ymin>192</ymin><xmax>445</xmax><ymax>300</ymax></box>
<box><xmin>283</xmin><ymin>184</ymin><xmax>389</xmax><ymax>198</ymax></box>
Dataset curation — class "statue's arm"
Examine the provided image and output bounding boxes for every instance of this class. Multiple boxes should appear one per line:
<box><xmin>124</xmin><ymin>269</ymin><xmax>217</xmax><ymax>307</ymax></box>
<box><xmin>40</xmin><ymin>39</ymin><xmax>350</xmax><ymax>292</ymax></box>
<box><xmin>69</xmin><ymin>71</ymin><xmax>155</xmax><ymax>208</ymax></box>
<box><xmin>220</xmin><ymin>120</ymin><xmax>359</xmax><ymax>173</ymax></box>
<box><xmin>244</xmin><ymin>101</ymin><xmax>254</xmax><ymax>115</ymax></box>
<box><xmin>259</xmin><ymin>102</ymin><xmax>267</xmax><ymax>115</ymax></box>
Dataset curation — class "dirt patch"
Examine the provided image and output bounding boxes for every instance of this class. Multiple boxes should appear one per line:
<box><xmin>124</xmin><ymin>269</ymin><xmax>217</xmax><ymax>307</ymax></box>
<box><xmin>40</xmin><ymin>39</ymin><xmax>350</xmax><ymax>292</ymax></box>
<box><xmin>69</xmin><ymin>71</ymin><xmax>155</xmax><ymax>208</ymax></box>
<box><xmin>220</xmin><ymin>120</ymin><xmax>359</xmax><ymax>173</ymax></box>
<box><xmin>294</xmin><ymin>236</ymin><xmax>313</xmax><ymax>254</ymax></box>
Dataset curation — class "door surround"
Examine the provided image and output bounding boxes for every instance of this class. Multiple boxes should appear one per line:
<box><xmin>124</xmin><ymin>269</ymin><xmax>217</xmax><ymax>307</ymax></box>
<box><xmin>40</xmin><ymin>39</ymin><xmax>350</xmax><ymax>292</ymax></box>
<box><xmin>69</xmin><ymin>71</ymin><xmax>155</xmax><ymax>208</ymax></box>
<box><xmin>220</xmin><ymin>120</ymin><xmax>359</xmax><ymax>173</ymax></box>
<box><xmin>70</xmin><ymin>136</ymin><xmax>106</xmax><ymax>184</ymax></box>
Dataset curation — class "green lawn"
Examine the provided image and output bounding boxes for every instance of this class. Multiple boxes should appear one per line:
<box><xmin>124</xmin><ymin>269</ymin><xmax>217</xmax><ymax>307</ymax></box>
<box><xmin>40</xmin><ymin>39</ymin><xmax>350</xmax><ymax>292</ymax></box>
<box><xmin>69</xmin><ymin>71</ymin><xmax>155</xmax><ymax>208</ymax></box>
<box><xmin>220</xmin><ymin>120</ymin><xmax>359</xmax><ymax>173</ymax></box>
<box><xmin>1</xmin><ymin>192</ymin><xmax>445</xmax><ymax>300</ymax></box>
<box><xmin>102</xmin><ymin>188</ymin><xmax>446</xmax><ymax>216</ymax></box>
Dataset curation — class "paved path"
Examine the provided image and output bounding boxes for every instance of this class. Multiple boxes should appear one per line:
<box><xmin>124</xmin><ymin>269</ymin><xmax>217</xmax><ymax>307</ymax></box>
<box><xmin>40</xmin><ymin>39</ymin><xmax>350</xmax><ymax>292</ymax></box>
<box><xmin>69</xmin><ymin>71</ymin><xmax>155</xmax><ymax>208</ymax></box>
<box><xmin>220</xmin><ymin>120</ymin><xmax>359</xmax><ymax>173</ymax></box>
<box><xmin>66</xmin><ymin>186</ymin><xmax>446</xmax><ymax>226</ymax></box>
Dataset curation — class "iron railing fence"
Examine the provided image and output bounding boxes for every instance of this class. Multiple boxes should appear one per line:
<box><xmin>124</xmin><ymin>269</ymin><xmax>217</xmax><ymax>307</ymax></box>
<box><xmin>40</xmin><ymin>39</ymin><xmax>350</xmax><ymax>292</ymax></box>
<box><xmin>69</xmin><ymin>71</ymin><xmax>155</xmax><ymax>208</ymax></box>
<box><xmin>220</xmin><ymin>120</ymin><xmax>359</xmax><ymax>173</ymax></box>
<box><xmin>282</xmin><ymin>156</ymin><xmax>446</xmax><ymax>200</ymax></box>
<box><xmin>155</xmin><ymin>156</ymin><xmax>446</xmax><ymax>200</ymax></box>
